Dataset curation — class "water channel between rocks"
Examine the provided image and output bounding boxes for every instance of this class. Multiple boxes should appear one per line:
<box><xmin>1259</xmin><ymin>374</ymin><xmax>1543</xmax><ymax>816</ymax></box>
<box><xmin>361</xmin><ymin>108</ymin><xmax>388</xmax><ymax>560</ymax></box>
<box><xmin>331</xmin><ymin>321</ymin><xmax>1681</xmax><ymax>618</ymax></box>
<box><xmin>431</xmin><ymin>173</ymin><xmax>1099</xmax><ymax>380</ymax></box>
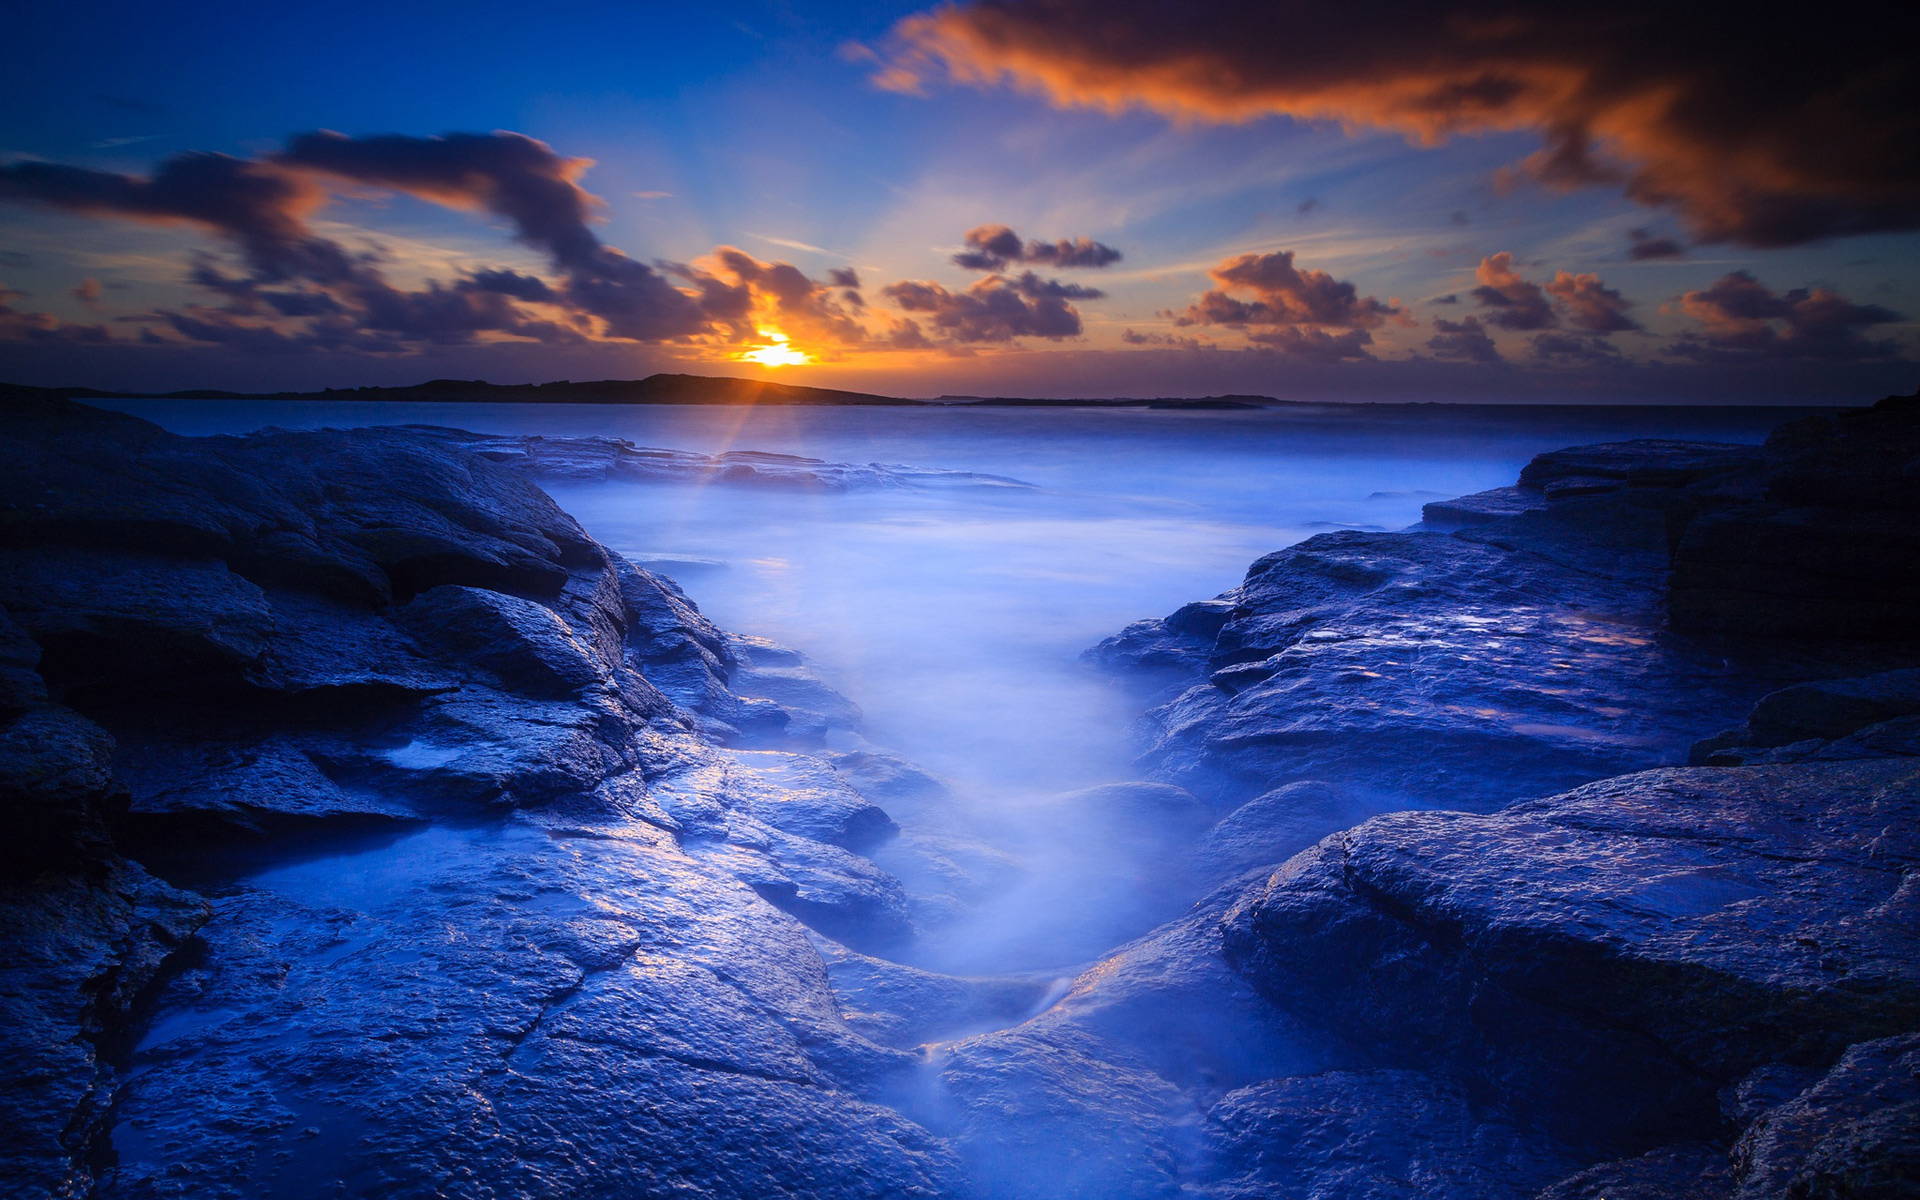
<box><xmin>103</xmin><ymin>398</ymin><xmax>1809</xmax><ymax>989</ymax></box>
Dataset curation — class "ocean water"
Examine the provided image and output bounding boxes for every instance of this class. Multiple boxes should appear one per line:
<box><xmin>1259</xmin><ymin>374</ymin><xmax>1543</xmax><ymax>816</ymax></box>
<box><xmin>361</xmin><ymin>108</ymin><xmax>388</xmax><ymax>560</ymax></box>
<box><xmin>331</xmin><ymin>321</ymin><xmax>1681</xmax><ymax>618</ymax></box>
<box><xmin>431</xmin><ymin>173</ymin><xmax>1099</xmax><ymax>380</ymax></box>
<box><xmin>103</xmin><ymin>397</ymin><xmax>1814</xmax><ymax>971</ymax></box>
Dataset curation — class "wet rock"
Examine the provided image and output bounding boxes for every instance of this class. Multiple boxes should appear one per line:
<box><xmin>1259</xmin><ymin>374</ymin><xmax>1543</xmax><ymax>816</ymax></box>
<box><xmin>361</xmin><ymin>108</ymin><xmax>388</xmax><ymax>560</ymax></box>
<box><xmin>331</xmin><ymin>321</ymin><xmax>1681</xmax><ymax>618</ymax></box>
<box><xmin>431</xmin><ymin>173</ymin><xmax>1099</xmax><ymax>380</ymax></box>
<box><xmin>811</xmin><ymin>934</ymin><xmax>1050</xmax><ymax>1048</ymax></box>
<box><xmin>1117</xmin><ymin>524</ymin><xmax>1759</xmax><ymax>812</ymax></box>
<box><xmin>1198</xmin><ymin>1069</ymin><xmax>1577</xmax><ymax>1200</ymax></box>
<box><xmin>1421</xmin><ymin>484</ymin><xmax>1548</xmax><ymax>529</ymax></box>
<box><xmin>1191</xmin><ymin>780</ymin><xmax>1375</xmax><ymax>886</ymax></box>
<box><xmin>1692</xmin><ymin>669</ymin><xmax>1920</xmax><ymax>765</ymax></box>
<box><xmin>394</xmin><ymin>583</ymin><xmax>612</xmax><ymax>700</ymax></box>
<box><xmin>1535</xmin><ymin>1142</ymin><xmax>1734</xmax><ymax>1199</ymax></box>
<box><xmin>826</xmin><ymin>749</ymin><xmax>951</xmax><ymax>804</ymax></box>
<box><xmin>1669</xmin><ymin>391</ymin><xmax>1920</xmax><ymax>641</ymax></box>
<box><xmin>1518</xmin><ymin>440</ymin><xmax>1765</xmax><ymax>491</ymax></box>
<box><xmin>2</xmin><ymin>397</ymin><xmax>945</xmax><ymax>1196</ymax></box>
<box><xmin>1732</xmin><ymin>1034</ymin><xmax>1920</xmax><ymax>1200</ymax></box>
<box><xmin>96</xmin><ymin>813</ymin><xmax>957</xmax><ymax>1200</ymax></box>
<box><xmin>0</xmin><ymin>861</ymin><xmax>208</xmax><ymax>1198</ymax></box>
<box><xmin>1222</xmin><ymin>761</ymin><xmax>1920</xmax><ymax>1154</ymax></box>
<box><xmin>924</xmin><ymin>1024</ymin><xmax>1197</xmax><ymax>1200</ymax></box>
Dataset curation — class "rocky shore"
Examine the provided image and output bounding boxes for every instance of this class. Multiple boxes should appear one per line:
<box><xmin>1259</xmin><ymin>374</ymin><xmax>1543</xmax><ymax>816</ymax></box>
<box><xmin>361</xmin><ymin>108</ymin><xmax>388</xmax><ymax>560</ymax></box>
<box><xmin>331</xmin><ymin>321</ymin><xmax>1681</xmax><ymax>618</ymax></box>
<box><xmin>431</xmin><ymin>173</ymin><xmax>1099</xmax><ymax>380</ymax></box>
<box><xmin>2</xmin><ymin>389</ymin><xmax>1916</xmax><ymax>1198</ymax></box>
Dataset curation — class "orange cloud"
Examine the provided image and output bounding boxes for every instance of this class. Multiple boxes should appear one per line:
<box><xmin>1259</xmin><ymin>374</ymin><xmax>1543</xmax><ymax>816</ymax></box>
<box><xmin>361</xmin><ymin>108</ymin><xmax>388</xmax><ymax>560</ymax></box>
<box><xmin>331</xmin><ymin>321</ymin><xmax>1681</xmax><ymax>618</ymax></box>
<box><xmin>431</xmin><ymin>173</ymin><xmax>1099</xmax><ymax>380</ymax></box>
<box><xmin>887</xmin><ymin>1</ymin><xmax>1920</xmax><ymax>246</ymax></box>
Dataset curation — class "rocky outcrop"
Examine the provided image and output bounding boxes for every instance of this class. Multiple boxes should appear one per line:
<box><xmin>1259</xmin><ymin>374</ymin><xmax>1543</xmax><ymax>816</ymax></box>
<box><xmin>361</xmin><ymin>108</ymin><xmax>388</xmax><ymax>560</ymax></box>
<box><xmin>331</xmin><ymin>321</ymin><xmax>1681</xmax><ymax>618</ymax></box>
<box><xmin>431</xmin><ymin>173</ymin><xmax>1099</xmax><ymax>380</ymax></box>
<box><xmin>1665</xmin><ymin>391</ymin><xmax>1920</xmax><ymax>641</ymax></box>
<box><xmin>0</xmin><ymin>396</ymin><xmax>961</xmax><ymax>1198</ymax></box>
<box><xmin>1064</xmin><ymin>390</ymin><xmax>1920</xmax><ymax>1199</ymax></box>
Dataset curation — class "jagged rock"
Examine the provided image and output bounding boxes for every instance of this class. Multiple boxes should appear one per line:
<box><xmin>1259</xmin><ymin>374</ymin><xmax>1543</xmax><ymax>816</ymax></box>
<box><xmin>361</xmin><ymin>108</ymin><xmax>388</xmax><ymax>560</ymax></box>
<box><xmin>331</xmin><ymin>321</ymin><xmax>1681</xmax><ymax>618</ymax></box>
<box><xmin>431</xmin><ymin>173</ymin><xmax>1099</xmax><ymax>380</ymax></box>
<box><xmin>1222</xmin><ymin>761</ymin><xmax>1920</xmax><ymax>1154</ymax></box>
<box><xmin>0</xmin><ymin>861</ymin><xmax>208</xmax><ymax>1198</ymax></box>
<box><xmin>1732</xmin><ymin>1035</ymin><xmax>1920</xmax><ymax>1200</ymax></box>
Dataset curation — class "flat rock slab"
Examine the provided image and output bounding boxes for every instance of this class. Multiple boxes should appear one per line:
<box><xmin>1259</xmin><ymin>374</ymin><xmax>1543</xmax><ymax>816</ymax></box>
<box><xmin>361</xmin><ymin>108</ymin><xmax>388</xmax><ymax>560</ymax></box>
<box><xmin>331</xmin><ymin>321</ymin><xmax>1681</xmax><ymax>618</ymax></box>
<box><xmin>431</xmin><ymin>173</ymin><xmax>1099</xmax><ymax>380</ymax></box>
<box><xmin>1224</xmin><ymin>760</ymin><xmax>1920</xmax><ymax>1151</ymax></box>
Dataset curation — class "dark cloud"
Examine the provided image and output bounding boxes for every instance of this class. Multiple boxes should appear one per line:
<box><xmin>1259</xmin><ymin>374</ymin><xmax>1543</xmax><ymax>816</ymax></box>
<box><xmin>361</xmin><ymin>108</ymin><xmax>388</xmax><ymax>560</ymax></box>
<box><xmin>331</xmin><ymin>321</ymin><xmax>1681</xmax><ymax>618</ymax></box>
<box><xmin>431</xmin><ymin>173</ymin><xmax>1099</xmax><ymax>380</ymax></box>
<box><xmin>1530</xmin><ymin>332</ymin><xmax>1623</xmax><ymax>363</ymax></box>
<box><xmin>1121</xmin><ymin>328</ymin><xmax>1211</xmax><ymax>349</ymax></box>
<box><xmin>1627</xmin><ymin>228</ymin><xmax>1685</xmax><ymax>260</ymax></box>
<box><xmin>1471</xmin><ymin>253</ymin><xmax>1555</xmax><ymax>330</ymax></box>
<box><xmin>1174</xmin><ymin>249</ymin><xmax>1403</xmax><ymax>359</ymax></box>
<box><xmin>828</xmin><ymin>267</ymin><xmax>861</xmax><ymax>289</ymax></box>
<box><xmin>0</xmin><ymin>286</ymin><xmax>113</xmax><ymax>344</ymax></box>
<box><xmin>883</xmin><ymin>271</ymin><xmax>1094</xmax><ymax>342</ymax></box>
<box><xmin>0</xmin><ymin>152</ymin><xmax>329</xmax><ymax>280</ymax></box>
<box><xmin>1471</xmin><ymin>253</ymin><xmax>1639</xmax><ymax>334</ymax></box>
<box><xmin>1427</xmin><ymin>316</ymin><xmax>1502</xmax><ymax>363</ymax></box>
<box><xmin>1543</xmin><ymin>270</ymin><xmax>1639</xmax><ymax>333</ymax></box>
<box><xmin>0</xmin><ymin>133</ymin><xmax>769</xmax><ymax>351</ymax></box>
<box><xmin>951</xmin><ymin>223</ymin><xmax>1122</xmax><ymax>271</ymax></box>
<box><xmin>888</xmin><ymin>1</ymin><xmax>1919</xmax><ymax>246</ymax></box>
<box><xmin>1671</xmin><ymin>271</ymin><xmax>1905</xmax><ymax>362</ymax></box>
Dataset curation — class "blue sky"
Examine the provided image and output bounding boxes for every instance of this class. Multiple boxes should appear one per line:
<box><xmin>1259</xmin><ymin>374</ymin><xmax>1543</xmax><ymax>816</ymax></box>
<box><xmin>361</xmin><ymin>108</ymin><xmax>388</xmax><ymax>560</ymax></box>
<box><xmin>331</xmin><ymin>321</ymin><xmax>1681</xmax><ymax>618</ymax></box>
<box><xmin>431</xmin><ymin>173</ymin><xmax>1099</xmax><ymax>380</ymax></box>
<box><xmin>2</xmin><ymin>0</ymin><xmax>1914</xmax><ymax>400</ymax></box>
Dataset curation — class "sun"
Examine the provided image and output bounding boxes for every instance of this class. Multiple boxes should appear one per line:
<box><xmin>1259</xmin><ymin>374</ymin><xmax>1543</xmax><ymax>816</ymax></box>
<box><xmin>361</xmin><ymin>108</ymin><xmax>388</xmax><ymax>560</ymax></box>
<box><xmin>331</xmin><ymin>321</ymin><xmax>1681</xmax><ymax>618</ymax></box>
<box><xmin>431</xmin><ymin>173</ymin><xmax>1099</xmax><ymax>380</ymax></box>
<box><xmin>739</xmin><ymin>328</ymin><xmax>812</xmax><ymax>368</ymax></box>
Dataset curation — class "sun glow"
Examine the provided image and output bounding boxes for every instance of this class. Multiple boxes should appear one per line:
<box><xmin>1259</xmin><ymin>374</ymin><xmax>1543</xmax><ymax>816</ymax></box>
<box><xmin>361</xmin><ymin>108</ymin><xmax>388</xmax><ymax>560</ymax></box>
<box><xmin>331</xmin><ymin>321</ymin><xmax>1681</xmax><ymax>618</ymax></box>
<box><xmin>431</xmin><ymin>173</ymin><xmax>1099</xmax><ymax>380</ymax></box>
<box><xmin>740</xmin><ymin>328</ymin><xmax>812</xmax><ymax>367</ymax></box>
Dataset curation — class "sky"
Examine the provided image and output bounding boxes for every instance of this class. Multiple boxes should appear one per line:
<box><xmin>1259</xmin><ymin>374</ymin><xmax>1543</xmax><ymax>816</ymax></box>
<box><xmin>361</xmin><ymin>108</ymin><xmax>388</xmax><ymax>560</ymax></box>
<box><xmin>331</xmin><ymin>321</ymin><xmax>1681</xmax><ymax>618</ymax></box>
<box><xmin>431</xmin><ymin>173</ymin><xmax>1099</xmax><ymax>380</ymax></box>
<box><xmin>0</xmin><ymin>0</ymin><xmax>1915</xmax><ymax>401</ymax></box>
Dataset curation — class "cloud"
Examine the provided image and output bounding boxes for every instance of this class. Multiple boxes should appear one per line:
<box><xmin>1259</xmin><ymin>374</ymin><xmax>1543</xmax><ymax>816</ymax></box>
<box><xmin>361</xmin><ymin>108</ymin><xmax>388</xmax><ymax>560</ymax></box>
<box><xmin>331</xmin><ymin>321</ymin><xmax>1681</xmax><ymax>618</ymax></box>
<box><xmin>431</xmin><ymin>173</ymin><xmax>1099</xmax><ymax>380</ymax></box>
<box><xmin>1471</xmin><ymin>252</ymin><xmax>1637</xmax><ymax>334</ymax></box>
<box><xmin>1671</xmin><ymin>271</ymin><xmax>1905</xmax><ymax>362</ymax></box>
<box><xmin>886</xmin><ymin>1</ymin><xmax>1919</xmax><ymax>246</ymax></box>
<box><xmin>1627</xmin><ymin>228</ymin><xmax>1684</xmax><ymax>261</ymax></box>
<box><xmin>70</xmin><ymin>277</ymin><xmax>104</xmax><ymax>310</ymax></box>
<box><xmin>0</xmin><ymin>286</ymin><xmax>113</xmax><ymax>344</ymax></box>
<box><xmin>1530</xmin><ymin>332</ymin><xmax>1623</xmax><ymax>363</ymax></box>
<box><xmin>1471</xmin><ymin>252</ymin><xmax>1553</xmax><ymax>330</ymax></box>
<box><xmin>1121</xmin><ymin>328</ymin><xmax>1212</xmax><ymax>349</ymax></box>
<box><xmin>0</xmin><ymin>133</ymin><xmax>830</xmax><ymax>352</ymax></box>
<box><xmin>1172</xmin><ymin>249</ymin><xmax>1403</xmax><ymax>359</ymax></box>
<box><xmin>277</xmin><ymin>131</ymin><xmax>709</xmax><ymax>341</ymax></box>
<box><xmin>1542</xmin><ymin>269</ymin><xmax>1638</xmax><ymax>333</ymax></box>
<box><xmin>883</xmin><ymin>271</ymin><xmax>1096</xmax><ymax>342</ymax></box>
<box><xmin>1427</xmin><ymin>316</ymin><xmax>1501</xmax><ymax>363</ymax></box>
<box><xmin>951</xmin><ymin>223</ymin><xmax>1122</xmax><ymax>271</ymax></box>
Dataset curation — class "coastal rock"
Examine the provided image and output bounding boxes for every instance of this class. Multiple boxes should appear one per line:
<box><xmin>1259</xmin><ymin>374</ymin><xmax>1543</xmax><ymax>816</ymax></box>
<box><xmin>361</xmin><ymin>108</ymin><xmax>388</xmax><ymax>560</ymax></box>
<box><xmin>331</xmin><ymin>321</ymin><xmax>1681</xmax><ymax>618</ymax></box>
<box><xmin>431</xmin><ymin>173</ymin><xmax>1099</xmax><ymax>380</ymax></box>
<box><xmin>1692</xmin><ymin>669</ymin><xmax>1920</xmax><ymax>765</ymax></box>
<box><xmin>1198</xmin><ymin>1069</ymin><xmax>1576</xmax><ymax>1200</ymax></box>
<box><xmin>1221</xmin><ymin>761</ymin><xmax>1920</xmax><ymax>1153</ymax></box>
<box><xmin>1732</xmin><ymin>1034</ymin><xmax>1920</xmax><ymax>1199</ymax></box>
<box><xmin>96</xmin><ymin>813</ymin><xmax>958</xmax><ymax>1200</ymax></box>
<box><xmin>1534</xmin><ymin>1143</ymin><xmax>1734</xmax><ymax>1199</ymax></box>
<box><xmin>0</xmin><ymin>396</ymin><xmax>948</xmax><ymax>1195</ymax></box>
<box><xmin>1668</xmin><ymin>392</ymin><xmax>1920</xmax><ymax>641</ymax></box>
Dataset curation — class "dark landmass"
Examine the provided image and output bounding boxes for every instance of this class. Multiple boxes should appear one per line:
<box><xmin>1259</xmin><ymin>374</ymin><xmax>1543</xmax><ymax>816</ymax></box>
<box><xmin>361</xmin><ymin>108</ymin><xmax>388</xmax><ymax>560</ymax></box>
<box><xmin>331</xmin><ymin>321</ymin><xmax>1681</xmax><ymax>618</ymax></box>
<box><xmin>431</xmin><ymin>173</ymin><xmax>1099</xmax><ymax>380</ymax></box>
<box><xmin>930</xmin><ymin>394</ymin><xmax>1273</xmax><ymax>409</ymax></box>
<box><xmin>0</xmin><ymin>373</ymin><xmax>919</xmax><ymax>407</ymax></box>
<box><xmin>2</xmin><ymin>386</ymin><xmax>1916</xmax><ymax>1199</ymax></box>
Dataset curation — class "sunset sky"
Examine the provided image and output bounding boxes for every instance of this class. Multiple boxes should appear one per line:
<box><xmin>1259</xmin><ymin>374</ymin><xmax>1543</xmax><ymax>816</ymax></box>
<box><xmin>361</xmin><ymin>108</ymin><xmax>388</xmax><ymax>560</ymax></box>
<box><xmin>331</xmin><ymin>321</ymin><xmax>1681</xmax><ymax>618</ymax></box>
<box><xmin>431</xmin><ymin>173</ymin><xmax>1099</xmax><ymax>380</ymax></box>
<box><xmin>2</xmin><ymin>0</ymin><xmax>1914</xmax><ymax>400</ymax></box>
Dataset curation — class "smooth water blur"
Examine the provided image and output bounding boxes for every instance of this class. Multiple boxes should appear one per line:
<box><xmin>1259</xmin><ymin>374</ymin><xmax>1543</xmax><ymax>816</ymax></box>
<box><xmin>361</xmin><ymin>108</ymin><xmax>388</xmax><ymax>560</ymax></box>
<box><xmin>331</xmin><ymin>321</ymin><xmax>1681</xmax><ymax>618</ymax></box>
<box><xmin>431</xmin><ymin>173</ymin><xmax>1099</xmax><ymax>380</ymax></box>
<box><xmin>104</xmin><ymin>398</ymin><xmax>1813</xmax><ymax>971</ymax></box>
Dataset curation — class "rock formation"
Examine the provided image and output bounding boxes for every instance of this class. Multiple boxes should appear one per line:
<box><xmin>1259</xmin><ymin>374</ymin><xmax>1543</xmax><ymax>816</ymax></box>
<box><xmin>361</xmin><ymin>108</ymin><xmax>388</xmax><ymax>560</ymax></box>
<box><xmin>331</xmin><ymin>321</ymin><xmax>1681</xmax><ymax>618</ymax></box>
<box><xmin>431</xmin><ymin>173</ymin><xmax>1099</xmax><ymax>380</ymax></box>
<box><xmin>4</xmin><ymin>386</ymin><xmax>1917</xmax><ymax>1199</ymax></box>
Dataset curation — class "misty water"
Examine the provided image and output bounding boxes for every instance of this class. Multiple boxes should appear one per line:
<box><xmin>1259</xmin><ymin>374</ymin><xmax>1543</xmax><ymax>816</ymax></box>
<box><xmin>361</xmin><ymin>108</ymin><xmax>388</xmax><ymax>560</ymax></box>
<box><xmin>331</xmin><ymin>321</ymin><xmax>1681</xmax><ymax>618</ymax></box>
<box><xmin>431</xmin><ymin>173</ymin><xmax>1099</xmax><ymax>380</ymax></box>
<box><xmin>106</xmin><ymin>397</ymin><xmax>1806</xmax><ymax>980</ymax></box>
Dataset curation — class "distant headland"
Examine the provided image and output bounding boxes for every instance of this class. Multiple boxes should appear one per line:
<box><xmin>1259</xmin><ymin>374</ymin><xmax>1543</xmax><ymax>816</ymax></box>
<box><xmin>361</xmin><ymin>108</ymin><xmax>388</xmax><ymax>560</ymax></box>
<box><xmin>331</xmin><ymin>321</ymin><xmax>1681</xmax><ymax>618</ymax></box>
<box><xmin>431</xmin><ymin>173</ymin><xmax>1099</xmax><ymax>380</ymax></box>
<box><xmin>0</xmin><ymin>373</ymin><xmax>1274</xmax><ymax>410</ymax></box>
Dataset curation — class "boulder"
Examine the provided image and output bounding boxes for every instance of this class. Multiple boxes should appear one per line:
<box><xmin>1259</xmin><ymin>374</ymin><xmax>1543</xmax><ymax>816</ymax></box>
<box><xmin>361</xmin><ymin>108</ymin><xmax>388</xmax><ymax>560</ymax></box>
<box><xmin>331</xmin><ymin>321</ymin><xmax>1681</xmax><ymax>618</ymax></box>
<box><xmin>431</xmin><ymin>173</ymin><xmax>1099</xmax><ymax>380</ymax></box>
<box><xmin>1222</xmin><ymin>761</ymin><xmax>1920</xmax><ymax>1154</ymax></box>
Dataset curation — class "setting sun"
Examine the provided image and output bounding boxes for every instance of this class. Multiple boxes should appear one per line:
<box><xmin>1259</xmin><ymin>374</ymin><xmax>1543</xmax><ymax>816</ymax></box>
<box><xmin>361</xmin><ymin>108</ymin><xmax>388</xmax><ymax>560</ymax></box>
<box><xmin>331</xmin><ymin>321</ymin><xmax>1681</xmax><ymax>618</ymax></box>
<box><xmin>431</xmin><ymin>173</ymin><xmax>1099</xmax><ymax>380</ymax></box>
<box><xmin>740</xmin><ymin>328</ymin><xmax>812</xmax><ymax>367</ymax></box>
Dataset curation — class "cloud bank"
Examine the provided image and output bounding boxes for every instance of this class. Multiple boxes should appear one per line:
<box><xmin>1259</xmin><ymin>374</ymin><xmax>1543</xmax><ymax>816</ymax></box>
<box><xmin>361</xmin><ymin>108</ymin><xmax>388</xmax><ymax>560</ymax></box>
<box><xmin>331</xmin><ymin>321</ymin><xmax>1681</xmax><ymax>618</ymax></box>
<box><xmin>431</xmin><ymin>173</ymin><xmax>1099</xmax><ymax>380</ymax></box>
<box><xmin>885</xmin><ymin>0</ymin><xmax>1919</xmax><ymax>246</ymax></box>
